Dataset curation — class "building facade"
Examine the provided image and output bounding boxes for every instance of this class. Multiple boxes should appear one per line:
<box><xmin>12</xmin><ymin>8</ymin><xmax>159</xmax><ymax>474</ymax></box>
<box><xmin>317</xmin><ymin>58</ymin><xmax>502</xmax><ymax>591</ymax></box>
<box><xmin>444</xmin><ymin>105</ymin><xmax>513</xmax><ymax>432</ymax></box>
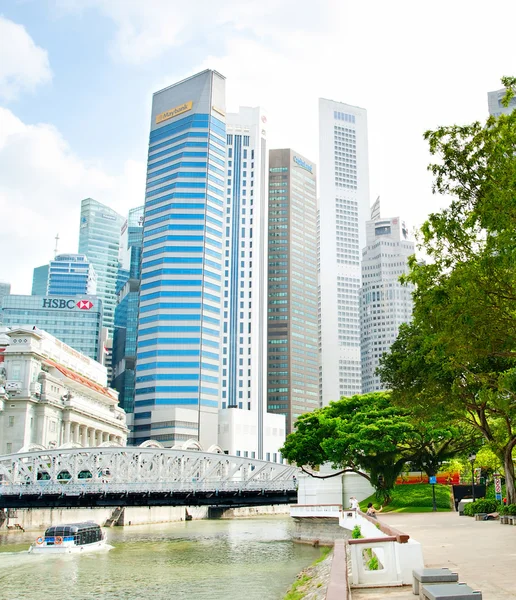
<box><xmin>218</xmin><ymin>107</ymin><xmax>272</xmax><ymax>457</ymax></box>
<box><xmin>113</xmin><ymin>206</ymin><xmax>144</xmax><ymax>414</ymax></box>
<box><xmin>47</xmin><ymin>254</ymin><xmax>97</xmax><ymax>297</ymax></box>
<box><xmin>360</xmin><ymin>202</ymin><xmax>414</xmax><ymax>393</ymax></box>
<box><xmin>1</xmin><ymin>295</ymin><xmax>103</xmax><ymax>362</ymax></box>
<box><xmin>488</xmin><ymin>87</ymin><xmax>516</xmax><ymax>117</ymax></box>
<box><xmin>318</xmin><ymin>99</ymin><xmax>370</xmax><ymax>404</ymax></box>
<box><xmin>78</xmin><ymin>198</ymin><xmax>124</xmax><ymax>338</ymax></box>
<box><xmin>31</xmin><ymin>265</ymin><xmax>49</xmax><ymax>296</ymax></box>
<box><xmin>267</xmin><ymin>149</ymin><xmax>319</xmax><ymax>434</ymax></box>
<box><xmin>0</xmin><ymin>327</ymin><xmax>127</xmax><ymax>454</ymax></box>
<box><xmin>133</xmin><ymin>70</ymin><xmax>226</xmax><ymax>449</ymax></box>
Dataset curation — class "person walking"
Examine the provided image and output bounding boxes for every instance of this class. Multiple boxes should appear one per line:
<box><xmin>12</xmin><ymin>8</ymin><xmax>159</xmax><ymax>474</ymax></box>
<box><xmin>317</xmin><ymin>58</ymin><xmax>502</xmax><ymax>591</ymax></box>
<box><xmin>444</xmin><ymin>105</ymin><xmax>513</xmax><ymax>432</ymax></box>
<box><xmin>350</xmin><ymin>497</ymin><xmax>359</xmax><ymax>510</ymax></box>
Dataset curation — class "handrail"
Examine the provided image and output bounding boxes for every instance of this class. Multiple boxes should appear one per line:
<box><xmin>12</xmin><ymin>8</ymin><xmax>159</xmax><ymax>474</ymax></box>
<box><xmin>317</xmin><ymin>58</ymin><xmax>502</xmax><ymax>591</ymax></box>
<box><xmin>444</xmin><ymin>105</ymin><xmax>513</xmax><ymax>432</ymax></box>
<box><xmin>326</xmin><ymin>539</ymin><xmax>349</xmax><ymax>600</ymax></box>
<box><xmin>348</xmin><ymin>536</ymin><xmax>397</xmax><ymax>544</ymax></box>
<box><xmin>357</xmin><ymin>510</ymin><xmax>410</xmax><ymax>543</ymax></box>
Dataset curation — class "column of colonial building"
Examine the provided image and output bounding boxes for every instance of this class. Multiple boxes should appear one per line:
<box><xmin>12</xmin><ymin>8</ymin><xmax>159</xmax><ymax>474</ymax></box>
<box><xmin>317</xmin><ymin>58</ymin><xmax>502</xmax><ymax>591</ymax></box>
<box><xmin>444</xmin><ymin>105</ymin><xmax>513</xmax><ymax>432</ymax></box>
<box><xmin>61</xmin><ymin>419</ymin><xmax>124</xmax><ymax>446</ymax></box>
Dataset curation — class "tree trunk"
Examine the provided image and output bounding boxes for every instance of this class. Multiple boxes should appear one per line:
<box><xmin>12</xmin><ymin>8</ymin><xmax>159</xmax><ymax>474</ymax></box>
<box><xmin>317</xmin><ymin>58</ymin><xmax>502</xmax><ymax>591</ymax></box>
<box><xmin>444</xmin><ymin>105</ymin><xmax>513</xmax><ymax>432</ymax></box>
<box><xmin>503</xmin><ymin>440</ymin><xmax>516</xmax><ymax>505</ymax></box>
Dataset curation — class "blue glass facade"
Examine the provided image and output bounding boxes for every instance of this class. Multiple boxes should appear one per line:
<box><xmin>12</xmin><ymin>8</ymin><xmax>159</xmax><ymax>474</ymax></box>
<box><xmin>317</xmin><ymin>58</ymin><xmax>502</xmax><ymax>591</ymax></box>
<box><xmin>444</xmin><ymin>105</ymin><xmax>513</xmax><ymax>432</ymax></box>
<box><xmin>78</xmin><ymin>198</ymin><xmax>124</xmax><ymax>338</ymax></box>
<box><xmin>134</xmin><ymin>70</ymin><xmax>226</xmax><ymax>448</ymax></box>
<box><xmin>31</xmin><ymin>265</ymin><xmax>49</xmax><ymax>296</ymax></box>
<box><xmin>1</xmin><ymin>295</ymin><xmax>103</xmax><ymax>361</ymax></box>
<box><xmin>112</xmin><ymin>206</ymin><xmax>144</xmax><ymax>414</ymax></box>
<box><xmin>47</xmin><ymin>254</ymin><xmax>97</xmax><ymax>297</ymax></box>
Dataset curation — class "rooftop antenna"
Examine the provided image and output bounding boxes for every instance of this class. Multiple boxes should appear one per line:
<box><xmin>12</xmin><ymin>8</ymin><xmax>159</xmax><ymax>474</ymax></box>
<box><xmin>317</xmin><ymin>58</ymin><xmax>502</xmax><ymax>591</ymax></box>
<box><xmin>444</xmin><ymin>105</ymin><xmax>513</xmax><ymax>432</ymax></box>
<box><xmin>54</xmin><ymin>233</ymin><xmax>60</xmax><ymax>258</ymax></box>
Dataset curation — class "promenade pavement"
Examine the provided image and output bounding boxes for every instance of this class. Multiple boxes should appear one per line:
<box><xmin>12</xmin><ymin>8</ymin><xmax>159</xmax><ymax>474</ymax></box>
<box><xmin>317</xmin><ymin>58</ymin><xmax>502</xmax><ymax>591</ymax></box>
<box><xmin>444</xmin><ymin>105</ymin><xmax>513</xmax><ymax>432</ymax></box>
<box><xmin>374</xmin><ymin>511</ymin><xmax>516</xmax><ymax>599</ymax></box>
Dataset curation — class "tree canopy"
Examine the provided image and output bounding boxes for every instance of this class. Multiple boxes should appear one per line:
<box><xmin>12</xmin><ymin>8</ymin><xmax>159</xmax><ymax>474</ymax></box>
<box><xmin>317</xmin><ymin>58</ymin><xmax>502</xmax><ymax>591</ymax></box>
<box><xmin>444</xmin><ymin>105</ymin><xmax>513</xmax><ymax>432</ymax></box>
<box><xmin>281</xmin><ymin>392</ymin><xmax>477</xmax><ymax>502</ymax></box>
<box><xmin>379</xmin><ymin>76</ymin><xmax>516</xmax><ymax>502</ymax></box>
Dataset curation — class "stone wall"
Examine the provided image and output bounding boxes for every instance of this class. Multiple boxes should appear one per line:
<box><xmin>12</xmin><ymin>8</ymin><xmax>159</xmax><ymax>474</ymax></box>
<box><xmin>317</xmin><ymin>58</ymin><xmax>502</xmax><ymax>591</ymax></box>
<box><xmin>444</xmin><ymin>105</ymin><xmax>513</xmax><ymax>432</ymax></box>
<box><xmin>292</xmin><ymin>517</ymin><xmax>350</xmax><ymax>545</ymax></box>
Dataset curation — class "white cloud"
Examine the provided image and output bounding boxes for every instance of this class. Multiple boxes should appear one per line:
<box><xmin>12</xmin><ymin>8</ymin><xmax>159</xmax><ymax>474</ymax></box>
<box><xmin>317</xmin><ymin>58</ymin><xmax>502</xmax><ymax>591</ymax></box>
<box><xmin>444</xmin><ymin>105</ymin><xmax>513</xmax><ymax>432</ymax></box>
<box><xmin>0</xmin><ymin>16</ymin><xmax>52</xmax><ymax>101</ymax></box>
<box><xmin>0</xmin><ymin>108</ymin><xmax>146</xmax><ymax>294</ymax></box>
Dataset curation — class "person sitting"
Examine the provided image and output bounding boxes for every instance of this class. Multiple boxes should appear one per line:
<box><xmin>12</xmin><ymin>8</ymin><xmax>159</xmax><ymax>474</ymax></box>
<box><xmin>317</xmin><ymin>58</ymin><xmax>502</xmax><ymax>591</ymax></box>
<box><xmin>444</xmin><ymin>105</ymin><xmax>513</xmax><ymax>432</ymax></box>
<box><xmin>483</xmin><ymin>512</ymin><xmax>499</xmax><ymax>520</ymax></box>
<box><xmin>366</xmin><ymin>502</ymin><xmax>383</xmax><ymax>519</ymax></box>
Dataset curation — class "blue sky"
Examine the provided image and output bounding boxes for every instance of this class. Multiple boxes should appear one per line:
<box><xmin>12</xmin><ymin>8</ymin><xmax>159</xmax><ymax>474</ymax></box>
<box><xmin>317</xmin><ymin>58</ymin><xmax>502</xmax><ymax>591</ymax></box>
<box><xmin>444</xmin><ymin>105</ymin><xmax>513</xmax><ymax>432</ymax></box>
<box><xmin>1</xmin><ymin>0</ymin><xmax>515</xmax><ymax>293</ymax></box>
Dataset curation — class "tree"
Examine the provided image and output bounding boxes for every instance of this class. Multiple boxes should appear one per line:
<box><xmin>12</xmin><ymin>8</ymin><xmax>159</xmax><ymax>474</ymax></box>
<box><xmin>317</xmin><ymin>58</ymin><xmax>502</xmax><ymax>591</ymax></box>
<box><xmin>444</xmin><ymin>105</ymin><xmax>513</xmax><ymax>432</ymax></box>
<box><xmin>280</xmin><ymin>392</ymin><xmax>475</xmax><ymax>503</ymax></box>
<box><xmin>379</xmin><ymin>77</ymin><xmax>516</xmax><ymax>502</ymax></box>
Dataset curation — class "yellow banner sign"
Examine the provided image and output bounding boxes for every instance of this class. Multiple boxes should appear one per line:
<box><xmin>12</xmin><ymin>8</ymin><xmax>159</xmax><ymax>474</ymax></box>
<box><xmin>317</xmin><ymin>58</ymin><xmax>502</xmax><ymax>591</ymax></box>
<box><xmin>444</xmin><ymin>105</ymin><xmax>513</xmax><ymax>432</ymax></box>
<box><xmin>156</xmin><ymin>101</ymin><xmax>193</xmax><ymax>124</ymax></box>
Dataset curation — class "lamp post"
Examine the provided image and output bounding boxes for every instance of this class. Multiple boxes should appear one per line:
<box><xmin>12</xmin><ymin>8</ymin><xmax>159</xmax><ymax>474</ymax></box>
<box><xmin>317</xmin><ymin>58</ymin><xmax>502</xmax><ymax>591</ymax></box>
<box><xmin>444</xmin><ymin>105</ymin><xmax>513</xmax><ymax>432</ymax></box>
<box><xmin>469</xmin><ymin>453</ymin><xmax>477</xmax><ymax>502</ymax></box>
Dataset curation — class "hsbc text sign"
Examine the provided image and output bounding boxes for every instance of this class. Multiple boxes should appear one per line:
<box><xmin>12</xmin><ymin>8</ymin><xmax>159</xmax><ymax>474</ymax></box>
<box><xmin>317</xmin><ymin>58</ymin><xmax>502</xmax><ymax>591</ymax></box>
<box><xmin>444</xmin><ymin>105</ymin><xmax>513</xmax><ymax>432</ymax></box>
<box><xmin>42</xmin><ymin>299</ymin><xmax>94</xmax><ymax>310</ymax></box>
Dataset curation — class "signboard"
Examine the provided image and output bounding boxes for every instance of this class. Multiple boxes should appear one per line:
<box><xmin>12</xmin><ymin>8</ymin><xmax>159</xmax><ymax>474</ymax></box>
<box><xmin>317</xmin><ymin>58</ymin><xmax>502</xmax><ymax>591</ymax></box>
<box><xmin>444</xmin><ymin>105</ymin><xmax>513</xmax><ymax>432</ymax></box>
<box><xmin>429</xmin><ymin>476</ymin><xmax>437</xmax><ymax>484</ymax></box>
<box><xmin>42</xmin><ymin>299</ymin><xmax>94</xmax><ymax>310</ymax></box>
<box><xmin>293</xmin><ymin>155</ymin><xmax>313</xmax><ymax>174</ymax></box>
<box><xmin>156</xmin><ymin>101</ymin><xmax>193</xmax><ymax>124</ymax></box>
<box><xmin>495</xmin><ymin>477</ymin><xmax>502</xmax><ymax>494</ymax></box>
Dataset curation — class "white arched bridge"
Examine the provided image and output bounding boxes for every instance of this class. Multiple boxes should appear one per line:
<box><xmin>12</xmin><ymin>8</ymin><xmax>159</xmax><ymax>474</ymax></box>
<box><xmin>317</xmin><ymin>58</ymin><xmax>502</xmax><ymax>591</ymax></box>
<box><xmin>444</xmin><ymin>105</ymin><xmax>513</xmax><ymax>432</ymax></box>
<box><xmin>0</xmin><ymin>446</ymin><xmax>298</xmax><ymax>509</ymax></box>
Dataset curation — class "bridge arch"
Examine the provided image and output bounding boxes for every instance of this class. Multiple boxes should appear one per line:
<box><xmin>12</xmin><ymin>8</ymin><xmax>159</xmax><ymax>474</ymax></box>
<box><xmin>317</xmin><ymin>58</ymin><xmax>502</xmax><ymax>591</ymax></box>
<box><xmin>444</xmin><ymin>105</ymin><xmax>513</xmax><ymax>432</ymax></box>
<box><xmin>17</xmin><ymin>443</ymin><xmax>47</xmax><ymax>453</ymax></box>
<box><xmin>206</xmin><ymin>444</ymin><xmax>224</xmax><ymax>454</ymax></box>
<box><xmin>173</xmin><ymin>439</ymin><xmax>202</xmax><ymax>451</ymax></box>
<box><xmin>57</xmin><ymin>442</ymin><xmax>83</xmax><ymax>450</ymax></box>
<box><xmin>138</xmin><ymin>440</ymin><xmax>164</xmax><ymax>449</ymax></box>
<box><xmin>99</xmin><ymin>440</ymin><xmax>122</xmax><ymax>448</ymax></box>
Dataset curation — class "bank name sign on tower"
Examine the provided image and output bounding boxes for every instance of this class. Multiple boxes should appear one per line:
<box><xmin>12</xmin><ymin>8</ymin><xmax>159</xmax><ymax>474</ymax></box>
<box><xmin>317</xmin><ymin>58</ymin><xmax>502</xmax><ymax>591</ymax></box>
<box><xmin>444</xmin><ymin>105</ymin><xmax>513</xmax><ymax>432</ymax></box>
<box><xmin>155</xmin><ymin>101</ymin><xmax>193</xmax><ymax>124</ymax></box>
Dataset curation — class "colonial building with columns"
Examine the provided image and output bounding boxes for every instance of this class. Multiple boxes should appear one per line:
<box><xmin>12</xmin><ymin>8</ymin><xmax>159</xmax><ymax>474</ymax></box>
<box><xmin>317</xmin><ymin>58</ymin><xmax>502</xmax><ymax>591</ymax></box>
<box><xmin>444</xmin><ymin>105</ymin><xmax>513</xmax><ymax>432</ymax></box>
<box><xmin>0</xmin><ymin>327</ymin><xmax>128</xmax><ymax>454</ymax></box>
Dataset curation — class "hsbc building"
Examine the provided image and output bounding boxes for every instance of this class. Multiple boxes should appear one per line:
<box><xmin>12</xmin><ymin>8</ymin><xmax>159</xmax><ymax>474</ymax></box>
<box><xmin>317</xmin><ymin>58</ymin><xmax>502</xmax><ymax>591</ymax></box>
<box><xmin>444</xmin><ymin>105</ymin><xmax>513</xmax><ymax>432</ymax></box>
<box><xmin>1</xmin><ymin>295</ymin><xmax>103</xmax><ymax>362</ymax></box>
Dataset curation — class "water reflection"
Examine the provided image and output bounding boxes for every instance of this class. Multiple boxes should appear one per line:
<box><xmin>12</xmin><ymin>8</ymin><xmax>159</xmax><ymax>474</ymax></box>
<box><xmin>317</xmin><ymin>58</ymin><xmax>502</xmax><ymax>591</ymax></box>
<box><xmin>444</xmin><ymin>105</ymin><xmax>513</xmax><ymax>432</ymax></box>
<box><xmin>0</xmin><ymin>518</ymin><xmax>322</xmax><ymax>600</ymax></box>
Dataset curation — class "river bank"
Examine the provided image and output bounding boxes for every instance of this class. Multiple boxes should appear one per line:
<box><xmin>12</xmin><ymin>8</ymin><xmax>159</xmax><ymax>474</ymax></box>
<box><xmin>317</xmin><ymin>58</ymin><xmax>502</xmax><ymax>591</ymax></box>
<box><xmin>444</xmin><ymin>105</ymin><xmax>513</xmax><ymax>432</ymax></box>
<box><xmin>283</xmin><ymin>548</ymin><xmax>333</xmax><ymax>600</ymax></box>
<box><xmin>2</xmin><ymin>503</ymin><xmax>291</xmax><ymax>531</ymax></box>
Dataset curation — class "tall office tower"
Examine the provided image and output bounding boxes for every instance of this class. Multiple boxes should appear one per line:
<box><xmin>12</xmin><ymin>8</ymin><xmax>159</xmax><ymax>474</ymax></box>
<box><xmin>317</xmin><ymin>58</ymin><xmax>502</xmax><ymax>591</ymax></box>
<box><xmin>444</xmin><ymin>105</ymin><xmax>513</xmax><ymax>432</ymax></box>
<box><xmin>266</xmin><ymin>149</ymin><xmax>319</xmax><ymax>435</ymax></box>
<box><xmin>216</xmin><ymin>107</ymin><xmax>272</xmax><ymax>458</ymax></box>
<box><xmin>78</xmin><ymin>198</ymin><xmax>124</xmax><ymax>338</ymax></box>
<box><xmin>133</xmin><ymin>70</ymin><xmax>226</xmax><ymax>449</ymax></box>
<box><xmin>360</xmin><ymin>202</ymin><xmax>414</xmax><ymax>393</ymax></box>
<box><xmin>113</xmin><ymin>206</ymin><xmax>144</xmax><ymax>414</ymax></box>
<box><xmin>319</xmin><ymin>99</ymin><xmax>370</xmax><ymax>404</ymax></box>
<box><xmin>47</xmin><ymin>254</ymin><xmax>97</xmax><ymax>296</ymax></box>
<box><xmin>488</xmin><ymin>87</ymin><xmax>516</xmax><ymax>116</ymax></box>
<box><xmin>32</xmin><ymin>265</ymin><xmax>49</xmax><ymax>296</ymax></box>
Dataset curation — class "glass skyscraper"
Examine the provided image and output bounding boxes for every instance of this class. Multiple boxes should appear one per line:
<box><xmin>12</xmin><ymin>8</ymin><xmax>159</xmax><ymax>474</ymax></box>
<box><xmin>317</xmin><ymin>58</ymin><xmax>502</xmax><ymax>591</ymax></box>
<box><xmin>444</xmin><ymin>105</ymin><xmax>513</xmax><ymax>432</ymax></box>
<box><xmin>133</xmin><ymin>70</ymin><xmax>226</xmax><ymax>449</ymax></box>
<box><xmin>32</xmin><ymin>265</ymin><xmax>49</xmax><ymax>296</ymax></box>
<box><xmin>267</xmin><ymin>149</ymin><xmax>319</xmax><ymax>434</ymax></box>
<box><xmin>78</xmin><ymin>198</ymin><xmax>124</xmax><ymax>338</ymax></box>
<box><xmin>113</xmin><ymin>206</ymin><xmax>144</xmax><ymax>414</ymax></box>
<box><xmin>47</xmin><ymin>254</ymin><xmax>97</xmax><ymax>296</ymax></box>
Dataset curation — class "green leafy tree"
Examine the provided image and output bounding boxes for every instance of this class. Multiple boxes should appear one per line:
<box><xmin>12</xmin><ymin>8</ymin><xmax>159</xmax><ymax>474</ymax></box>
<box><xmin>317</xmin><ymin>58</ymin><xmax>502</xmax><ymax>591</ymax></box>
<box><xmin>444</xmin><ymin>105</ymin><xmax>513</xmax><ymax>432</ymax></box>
<box><xmin>379</xmin><ymin>77</ymin><xmax>516</xmax><ymax>503</ymax></box>
<box><xmin>281</xmin><ymin>392</ymin><xmax>475</xmax><ymax>503</ymax></box>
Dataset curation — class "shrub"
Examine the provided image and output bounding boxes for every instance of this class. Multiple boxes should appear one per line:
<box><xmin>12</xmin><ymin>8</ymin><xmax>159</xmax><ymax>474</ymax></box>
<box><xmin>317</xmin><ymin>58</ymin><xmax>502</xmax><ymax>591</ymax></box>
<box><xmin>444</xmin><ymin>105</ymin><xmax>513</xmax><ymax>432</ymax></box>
<box><xmin>463</xmin><ymin>499</ymin><xmax>498</xmax><ymax>516</ymax></box>
<box><xmin>367</xmin><ymin>555</ymin><xmax>379</xmax><ymax>571</ymax></box>
<box><xmin>351</xmin><ymin>525</ymin><xmax>363</xmax><ymax>539</ymax></box>
<box><xmin>500</xmin><ymin>504</ymin><xmax>516</xmax><ymax>516</ymax></box>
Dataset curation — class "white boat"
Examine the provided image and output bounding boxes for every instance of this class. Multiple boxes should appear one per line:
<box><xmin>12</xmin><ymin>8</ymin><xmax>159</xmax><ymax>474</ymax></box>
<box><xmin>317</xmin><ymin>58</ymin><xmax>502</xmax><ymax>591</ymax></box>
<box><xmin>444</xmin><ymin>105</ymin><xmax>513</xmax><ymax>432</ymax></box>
<box><xmin>29</xmin><ymin>521</ymin><xmax>109</xmax><ymax>554</ymax></box>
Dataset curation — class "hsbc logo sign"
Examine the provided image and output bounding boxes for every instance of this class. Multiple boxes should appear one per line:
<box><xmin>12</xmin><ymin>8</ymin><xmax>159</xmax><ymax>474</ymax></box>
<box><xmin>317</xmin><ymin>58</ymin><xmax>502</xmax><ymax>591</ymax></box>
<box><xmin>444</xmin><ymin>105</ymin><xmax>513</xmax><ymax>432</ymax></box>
<box><xmin>42</xmin><ymin>299</ymin><xmax>94</xmax><ymax>310</ymax></box>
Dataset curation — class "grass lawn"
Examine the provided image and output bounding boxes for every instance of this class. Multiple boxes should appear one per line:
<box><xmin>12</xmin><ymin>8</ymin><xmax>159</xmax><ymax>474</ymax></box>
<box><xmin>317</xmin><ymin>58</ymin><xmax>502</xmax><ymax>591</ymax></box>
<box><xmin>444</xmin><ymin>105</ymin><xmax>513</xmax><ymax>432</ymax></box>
<box><xmin>359</xmin><ymin>483</ymin><xmax>452</xmax><ymax>513</ymax></box>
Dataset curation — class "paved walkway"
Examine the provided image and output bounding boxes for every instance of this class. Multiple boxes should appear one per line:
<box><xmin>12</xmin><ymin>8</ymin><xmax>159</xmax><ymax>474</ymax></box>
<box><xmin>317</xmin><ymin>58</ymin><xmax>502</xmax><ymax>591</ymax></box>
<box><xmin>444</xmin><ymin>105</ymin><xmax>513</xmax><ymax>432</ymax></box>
<box><xmin>375</xmin><ymin>512</ymin><xmax>516</xmax><ymax>599</ymax></box>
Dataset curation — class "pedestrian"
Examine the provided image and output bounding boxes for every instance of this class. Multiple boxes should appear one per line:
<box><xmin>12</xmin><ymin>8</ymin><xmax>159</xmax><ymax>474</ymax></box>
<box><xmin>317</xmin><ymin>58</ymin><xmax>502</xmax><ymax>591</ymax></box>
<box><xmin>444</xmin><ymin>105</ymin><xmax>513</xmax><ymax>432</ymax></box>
<box><xmin>366</xmin><ymin>502</ymin><xmax>383</xmax><ymax>519</ymax></box>
<box><xmin>350</xmin><ymin>496</ymin><xmax>359</xmax><ymax>510</ymax></box>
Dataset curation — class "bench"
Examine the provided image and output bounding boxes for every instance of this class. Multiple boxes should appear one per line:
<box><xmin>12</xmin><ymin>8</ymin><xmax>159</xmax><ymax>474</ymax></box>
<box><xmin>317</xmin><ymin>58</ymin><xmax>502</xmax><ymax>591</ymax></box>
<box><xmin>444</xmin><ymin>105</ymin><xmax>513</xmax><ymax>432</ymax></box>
<box><xmin>413</xmin><ymin>569</ymin><xmax>459</xmax><ymax>595</ymax></box>
<box><xmin>474</xmin><ymin>513</ymin><xmax>487</xmax><ymax>521</ymax></box>
<box><xmin>420</xmin><ymin>583</ymin><xmax>481</xmax><ymax>600</ymax></box>
<box><xmin>500</xmin><ymin>515</ymin><xmax>516</xmax><ymax>525</ymax></box>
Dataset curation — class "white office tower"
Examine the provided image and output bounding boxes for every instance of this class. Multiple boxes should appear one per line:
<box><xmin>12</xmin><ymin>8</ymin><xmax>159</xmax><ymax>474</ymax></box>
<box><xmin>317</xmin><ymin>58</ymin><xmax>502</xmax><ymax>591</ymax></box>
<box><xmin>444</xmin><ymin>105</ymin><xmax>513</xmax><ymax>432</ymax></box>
<box><xmin>488</xmin><ymin>87</ymin><xmax>516</xmax><ymax>117</ymax></box>
<box><xmin>318</xmin><ymin>99</ymin><xmax>370</xmax><ymax>405</ymax></box>
<box><xmin>360</xmin><ymin>200</ymin><xmax>414</xmax><ymax>393</ymax></box>
<box><xmin>218</xmin><ymin>107</ymin><xmax>285</xmax><ymax>460</ymax></box>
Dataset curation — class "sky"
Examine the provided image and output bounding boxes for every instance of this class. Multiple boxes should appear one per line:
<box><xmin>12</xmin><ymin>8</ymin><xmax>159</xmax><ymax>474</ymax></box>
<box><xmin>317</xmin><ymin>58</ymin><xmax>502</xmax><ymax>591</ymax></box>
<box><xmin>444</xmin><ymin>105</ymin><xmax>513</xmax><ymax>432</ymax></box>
<box><xmin>0</xmin><ymin>0</ymin><xmax>514</xmax><ymax>294</ymax></box>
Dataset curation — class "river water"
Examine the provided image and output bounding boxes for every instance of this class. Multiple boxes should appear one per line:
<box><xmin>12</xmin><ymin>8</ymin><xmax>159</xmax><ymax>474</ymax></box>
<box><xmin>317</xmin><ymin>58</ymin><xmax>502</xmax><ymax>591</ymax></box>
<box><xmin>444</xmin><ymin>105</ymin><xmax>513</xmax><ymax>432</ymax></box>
<box><xmin>0</xmin><ymin>517</ymin><xmax>322</xmax><ymax>600</ymax></box>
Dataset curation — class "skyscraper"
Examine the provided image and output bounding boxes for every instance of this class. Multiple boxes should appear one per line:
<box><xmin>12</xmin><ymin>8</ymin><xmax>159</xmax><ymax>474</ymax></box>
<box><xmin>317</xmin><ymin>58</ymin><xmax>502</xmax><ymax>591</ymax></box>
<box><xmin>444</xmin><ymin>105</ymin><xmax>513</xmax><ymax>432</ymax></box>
<box><xmin>31</xmin><ymin>265</ymin><xmax>49</xmax><ymax>296</ymax></box>
<box><xmin>360</xmin><ymin>201</ymin><xmax>414</xmax><ymax>393</ymax></box>
<box><xmin>133</xmin><ymin>70</ymin><xmax>226</xmax><ymax>449</ymax></box>
<box><xmin>488</xmin><ymin>87</ymin><xmax>516</xmax><ymax>117</ymax></box>
<box><xmin>47</xmin><ymin>254</ymin><xmax>97</xmax><ymax>296</ymax></box>
<box><xmin>217</xmin><ymin>107</ymin><xmax>269</xmax><ymax>457</ymax></box>
<box><xmin>78</xmin><ymin>198</ymin><xmax>124</xmax><ymax>338</ymax></box>
<box><xmin>113</xmin><ymin>206</ymin><xmax>144</xmax><ymax>414</ymax></box>
<box><xmin>319</xmin><ymin>99</ymin><xmax>370</xmax><ymax>404</ymax></box>
<box><xmin>267</xmin><ymin>149</ymin><xmax>319</xmax><ymax>434</ymax></box>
